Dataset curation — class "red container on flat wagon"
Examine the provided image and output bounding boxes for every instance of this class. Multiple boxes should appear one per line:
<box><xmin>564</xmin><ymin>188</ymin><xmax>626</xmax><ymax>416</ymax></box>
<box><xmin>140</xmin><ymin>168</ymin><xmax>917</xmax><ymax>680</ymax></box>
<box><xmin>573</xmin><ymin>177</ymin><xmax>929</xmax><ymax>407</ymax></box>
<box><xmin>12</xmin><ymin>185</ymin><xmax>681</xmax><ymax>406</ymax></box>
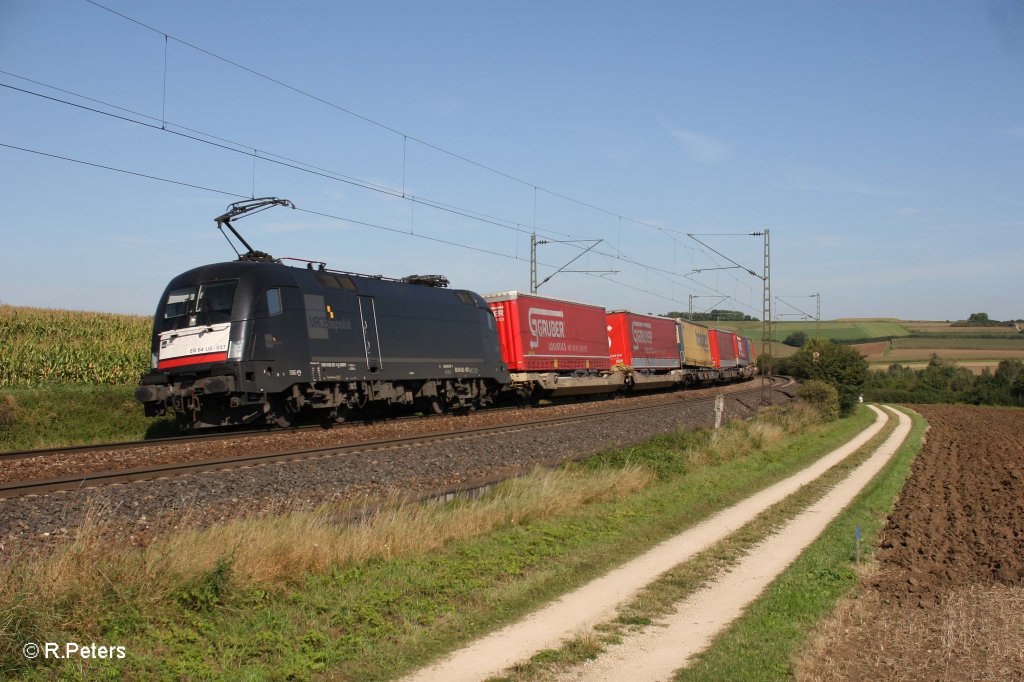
<box><xmin>709</xmin><ymin>329</ymin><xmax>739</xmax><ymax>369</ymax></box>
<box><xmin>483</xmin><ymin>291</ymin><xmax>611</xmax><ymax>372</ymax></box>
<box><xmin>606</xmin><ymin>311</ymin><xmax>680</xmax><ymax>370</ymax></box>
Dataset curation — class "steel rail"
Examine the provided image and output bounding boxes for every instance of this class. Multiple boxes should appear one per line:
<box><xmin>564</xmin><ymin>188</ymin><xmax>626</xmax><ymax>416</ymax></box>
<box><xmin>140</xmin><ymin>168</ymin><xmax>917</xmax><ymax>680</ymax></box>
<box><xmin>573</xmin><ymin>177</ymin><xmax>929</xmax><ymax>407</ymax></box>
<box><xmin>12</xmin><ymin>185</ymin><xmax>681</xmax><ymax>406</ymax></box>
<box><xmin>0</xmin><ymin>405</ymin><xmax>528</xmax><ymax>462</ymax></box>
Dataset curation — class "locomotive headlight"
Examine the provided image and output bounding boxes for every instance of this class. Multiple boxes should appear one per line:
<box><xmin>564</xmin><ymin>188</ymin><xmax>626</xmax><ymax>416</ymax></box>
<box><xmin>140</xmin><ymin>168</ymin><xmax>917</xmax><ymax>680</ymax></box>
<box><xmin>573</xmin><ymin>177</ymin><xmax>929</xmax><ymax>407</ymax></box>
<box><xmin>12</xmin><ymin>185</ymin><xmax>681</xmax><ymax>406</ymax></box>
<box><xmin>227</xmin><ymin>339</ymin><xmax>245</xmax><ymax>361</ymax></box>
<box><xmin>151</xmin><ymin>353</ymin><xmax>158</xmax><ymax>369</ymax></box>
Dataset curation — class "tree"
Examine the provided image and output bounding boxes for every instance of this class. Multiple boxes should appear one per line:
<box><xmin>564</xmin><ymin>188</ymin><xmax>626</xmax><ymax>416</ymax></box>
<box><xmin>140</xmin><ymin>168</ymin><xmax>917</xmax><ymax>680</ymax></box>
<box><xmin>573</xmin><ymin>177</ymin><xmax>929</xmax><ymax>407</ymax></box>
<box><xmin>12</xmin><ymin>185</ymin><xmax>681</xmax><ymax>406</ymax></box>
<box><xmin>968</xmin><ymin>312</ymin><xmax>990</xmax><ymax>323</ymax></box>
<box><xmin>1013</xmin><ymin>375</ymin><xmax>1024</xmax><ymax>401</ymax></box>
<box><xmin>994</xmin><ymin>359</ymin><xmax>1024</xmax><ymax>385</ymax></box>
<box><xmin>783</xmin><ymin>338</ymin><xmax>868</xmax><ymax>416</ymax></box>
<box><xmin>782</xmin><ymin>331</ymin><xmax>809</xmax><ymax>348</ymax></box>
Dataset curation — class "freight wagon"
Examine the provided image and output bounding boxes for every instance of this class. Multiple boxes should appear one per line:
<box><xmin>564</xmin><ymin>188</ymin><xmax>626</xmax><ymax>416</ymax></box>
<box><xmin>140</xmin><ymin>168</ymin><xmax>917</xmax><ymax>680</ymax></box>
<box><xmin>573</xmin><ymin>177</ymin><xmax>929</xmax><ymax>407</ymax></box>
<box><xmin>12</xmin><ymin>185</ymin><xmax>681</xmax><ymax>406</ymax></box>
<box><xmin>483</xmin><ymin>291</ymin><xmax>623</xmax><ymax>397</ymax></box>
<box><xmin>709</xmin><ymin>328</ymin><xmax>739</xmax><ymax>371</ymax></box>
<box><xmin>606</xmin><ymin>310</ymin><xmax>684</xmax><ymax>390</ymax></box>
<box><xmin>677</xmin><ymin>318</ymin><xmax>713</xmax><ymax>369</ymax></box>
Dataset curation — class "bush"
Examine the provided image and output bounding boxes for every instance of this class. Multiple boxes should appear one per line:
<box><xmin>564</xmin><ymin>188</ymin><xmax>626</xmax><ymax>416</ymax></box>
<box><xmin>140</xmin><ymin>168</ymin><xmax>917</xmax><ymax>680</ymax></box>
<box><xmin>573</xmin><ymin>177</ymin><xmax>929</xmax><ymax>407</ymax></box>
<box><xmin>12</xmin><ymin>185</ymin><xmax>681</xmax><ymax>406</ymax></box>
<box><xmin>783</xmin><ymin>331</ymin><xmax>809</xmax><ymax>348</ymax></box>
<box><xmin>798</xmin><ymin>380</ymin><xmax>840</xmax><ymax>420</ymax></box>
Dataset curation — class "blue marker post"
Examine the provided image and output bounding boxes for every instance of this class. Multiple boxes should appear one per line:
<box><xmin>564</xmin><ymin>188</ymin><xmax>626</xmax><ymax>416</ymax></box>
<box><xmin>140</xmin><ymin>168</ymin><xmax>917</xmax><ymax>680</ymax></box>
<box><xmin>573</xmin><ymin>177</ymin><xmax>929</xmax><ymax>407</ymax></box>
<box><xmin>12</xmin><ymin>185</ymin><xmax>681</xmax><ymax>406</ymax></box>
<box><xmin>855</xmin><ymin>525</ymin><xmax>861</xmax><ymax>563</ymax></box>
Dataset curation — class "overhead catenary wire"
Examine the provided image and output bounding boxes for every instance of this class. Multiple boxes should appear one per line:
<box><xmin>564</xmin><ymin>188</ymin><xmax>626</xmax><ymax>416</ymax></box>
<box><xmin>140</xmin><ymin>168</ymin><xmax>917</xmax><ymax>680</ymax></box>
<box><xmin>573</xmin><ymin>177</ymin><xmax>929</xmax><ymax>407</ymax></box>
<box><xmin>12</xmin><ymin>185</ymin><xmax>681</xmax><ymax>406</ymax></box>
<box><xmin>0</xmin><ymin>141</ymin><xmax>247</xmax><ymax>198</ymax></box>
<box><xmin>6</xmin><ymin>3</ymin><xmax>757</xmax><ymax>305</ymax></box>
<box><xmin>81</xmin><ymin>0</ymin><xmax>709</xmax><ymax>258</ymax></box>
<box><xmin>13</xmin><ymin>3</ymin><xmax>765</xmax><ymax>312</ymax></box>
<box><xmin>0</xmin><ymin>74</ymin><xmax>756</xmax><ymax>310</ymax></box>
<box><xmin>0</xmin><ymin>140</ymin><xmax>717</xmax><ymax>309</ymax></box>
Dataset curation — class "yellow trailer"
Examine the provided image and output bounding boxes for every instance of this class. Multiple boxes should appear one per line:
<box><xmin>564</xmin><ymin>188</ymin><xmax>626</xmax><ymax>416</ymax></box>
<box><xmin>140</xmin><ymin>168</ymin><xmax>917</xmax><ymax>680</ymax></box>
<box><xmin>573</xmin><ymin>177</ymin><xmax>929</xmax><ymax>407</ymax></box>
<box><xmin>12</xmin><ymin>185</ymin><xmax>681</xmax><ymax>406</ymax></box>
<box><xmin>677</xmin><ymin>319</ymin><xmax>714</xmax><ymax>368</ymax></box>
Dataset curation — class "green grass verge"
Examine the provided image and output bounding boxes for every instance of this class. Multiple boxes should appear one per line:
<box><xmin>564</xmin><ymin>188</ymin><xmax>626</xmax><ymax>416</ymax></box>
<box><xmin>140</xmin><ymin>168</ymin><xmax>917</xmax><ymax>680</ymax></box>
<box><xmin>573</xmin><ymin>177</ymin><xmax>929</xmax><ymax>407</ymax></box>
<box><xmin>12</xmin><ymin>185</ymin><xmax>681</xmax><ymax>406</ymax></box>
<box><xmin>5</xmin><ymin>407</ymin><xmax>875</xmax><ymax>681</ymax></box>
<box><xmin>674</xmin><ymin>407</ymin><xmax>926</xmax><ymax>681</ymax></box>
<box><xmin>0</xmin><ymin>385</ymin><xmax>176</xmax><ymax>451</ymax></box>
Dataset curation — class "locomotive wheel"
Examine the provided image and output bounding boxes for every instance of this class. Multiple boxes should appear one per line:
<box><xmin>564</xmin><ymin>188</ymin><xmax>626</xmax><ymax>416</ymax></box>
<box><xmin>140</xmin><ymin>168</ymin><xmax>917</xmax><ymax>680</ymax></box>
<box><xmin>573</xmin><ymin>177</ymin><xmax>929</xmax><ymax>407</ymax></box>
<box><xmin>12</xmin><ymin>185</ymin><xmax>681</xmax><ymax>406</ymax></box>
<box><xmin>417</xmin><ymin>396</ymin><xmax>444</xmax><ymax>415</ymax></box>
<box><xmin>321</xmin><ymin>408</ymin><xmax>348</xmax><ymax>428</ymax></box>
<box><xmin>267</xmin><ymin>398</ymin><xmax>293</xmax><ymax>428</ymax></box>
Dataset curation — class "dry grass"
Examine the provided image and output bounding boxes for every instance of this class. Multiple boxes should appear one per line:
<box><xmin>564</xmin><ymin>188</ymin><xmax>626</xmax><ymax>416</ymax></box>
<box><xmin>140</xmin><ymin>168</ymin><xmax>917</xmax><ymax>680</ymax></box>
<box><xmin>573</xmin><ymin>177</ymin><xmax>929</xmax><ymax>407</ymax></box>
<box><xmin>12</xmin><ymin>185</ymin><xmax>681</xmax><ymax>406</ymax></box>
<box><xmin>0</xmin><ymin>395</ymin><xmax>17</xmax><ymax>428</ymax></box>
<box><xmin>694</xmin><ymin>405</ymin><xmax>811</xmax><ymax>466</ymax></box>
<box><xmin>796</xmin><ymin>568</ymin><xmax>1024</xmax><ymax>681</ymax></box>
<box><xmin>0</xmin><ymin>465</ymin><xmax>653</xmax><ymax>640</ymax></box>
<box><xmin>166</xmin><ymin>465</ymin><xmax>653</xmax><ymax>584</ymax></box>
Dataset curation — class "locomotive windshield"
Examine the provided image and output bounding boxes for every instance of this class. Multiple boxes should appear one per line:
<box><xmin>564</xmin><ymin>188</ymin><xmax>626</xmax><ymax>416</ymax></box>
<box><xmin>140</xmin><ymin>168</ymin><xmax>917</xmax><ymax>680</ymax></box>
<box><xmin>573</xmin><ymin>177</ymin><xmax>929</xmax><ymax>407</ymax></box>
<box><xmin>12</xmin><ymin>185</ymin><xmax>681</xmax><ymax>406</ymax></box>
<box><xmin>160</xmin><ymin>280</ymin><xmax>238</xmax><ymax>332</ymax></box>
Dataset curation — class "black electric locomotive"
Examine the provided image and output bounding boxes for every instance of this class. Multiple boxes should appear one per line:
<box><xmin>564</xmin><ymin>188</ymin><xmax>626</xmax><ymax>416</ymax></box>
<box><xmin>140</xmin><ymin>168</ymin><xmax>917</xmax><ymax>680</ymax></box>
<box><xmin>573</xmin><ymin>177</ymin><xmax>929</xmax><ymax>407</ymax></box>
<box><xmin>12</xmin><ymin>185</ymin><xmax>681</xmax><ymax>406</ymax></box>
<box><xmin>135</xmin><ymin>199</ymin><xmax>510</xmax><ymax>428</ymax></box>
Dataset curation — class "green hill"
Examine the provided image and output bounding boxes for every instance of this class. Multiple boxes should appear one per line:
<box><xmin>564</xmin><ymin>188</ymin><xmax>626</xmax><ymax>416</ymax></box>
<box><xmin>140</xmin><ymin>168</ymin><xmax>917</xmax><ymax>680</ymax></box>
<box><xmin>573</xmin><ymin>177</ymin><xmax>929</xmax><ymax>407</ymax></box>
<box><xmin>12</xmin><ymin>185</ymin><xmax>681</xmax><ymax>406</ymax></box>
<box><xmin>710</xmin><ymin>319</ymin><xmax>911</xmax><ymax>343</ymax></box>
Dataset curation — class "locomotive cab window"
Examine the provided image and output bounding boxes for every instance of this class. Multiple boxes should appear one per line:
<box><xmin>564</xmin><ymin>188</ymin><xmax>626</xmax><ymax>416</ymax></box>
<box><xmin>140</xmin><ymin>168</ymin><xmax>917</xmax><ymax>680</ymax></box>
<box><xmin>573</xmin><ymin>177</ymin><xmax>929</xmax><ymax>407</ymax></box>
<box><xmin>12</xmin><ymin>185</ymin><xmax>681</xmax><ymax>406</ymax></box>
<box><xmin>266</xmin><ymin>288</ymin><xmax>283</xmax><ymax>316</ymax></box>
<box><xmin>196</xmin><ymin>281</ymin><xmax>237</xmax><ymax>324</ymax></box>
<box><xmin>159</xmin><ymin>280</ymin><xmax>237</xmax><ymax>331</ymax></box>
<box><xmin>163</xmin><ymin>287</ymin><xmax>196</xmax><ymax>321</ymax></box>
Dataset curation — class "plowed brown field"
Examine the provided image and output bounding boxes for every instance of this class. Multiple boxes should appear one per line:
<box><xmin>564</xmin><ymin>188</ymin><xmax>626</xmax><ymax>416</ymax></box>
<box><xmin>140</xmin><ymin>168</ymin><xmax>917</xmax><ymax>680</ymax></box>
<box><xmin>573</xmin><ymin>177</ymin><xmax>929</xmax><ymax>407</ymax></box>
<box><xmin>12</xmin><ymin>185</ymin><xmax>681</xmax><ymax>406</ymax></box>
<box><xmin>875</xmin><ymin>404</ymin><xmax>1024</xmax><ymax>605</ymax></box>
<box><xmin>798</xmin><ymin>404</ymin><xmax>1024</xmax><ymax>681</ymax></box>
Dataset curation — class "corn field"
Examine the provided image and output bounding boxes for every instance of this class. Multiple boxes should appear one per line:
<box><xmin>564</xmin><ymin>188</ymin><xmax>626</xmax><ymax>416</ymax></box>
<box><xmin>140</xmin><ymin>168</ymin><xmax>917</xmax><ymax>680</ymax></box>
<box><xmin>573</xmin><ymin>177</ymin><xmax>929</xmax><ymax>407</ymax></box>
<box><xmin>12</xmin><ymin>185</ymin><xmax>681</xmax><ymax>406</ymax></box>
<box><xmin>0</xmin><ymin>305</ymin><xmax>151</xmax><ymax>387</ymax></box>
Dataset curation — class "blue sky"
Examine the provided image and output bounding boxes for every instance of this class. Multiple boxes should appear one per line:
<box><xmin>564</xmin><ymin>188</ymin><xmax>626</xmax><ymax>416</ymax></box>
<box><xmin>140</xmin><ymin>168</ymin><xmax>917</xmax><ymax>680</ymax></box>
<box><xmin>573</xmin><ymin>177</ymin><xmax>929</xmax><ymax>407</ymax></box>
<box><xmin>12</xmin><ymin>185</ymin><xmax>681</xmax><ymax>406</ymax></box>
<box><xmin>1</xmin><ymin>0</ymin><xmax>1022</xmax><ymax>320</ymax></box>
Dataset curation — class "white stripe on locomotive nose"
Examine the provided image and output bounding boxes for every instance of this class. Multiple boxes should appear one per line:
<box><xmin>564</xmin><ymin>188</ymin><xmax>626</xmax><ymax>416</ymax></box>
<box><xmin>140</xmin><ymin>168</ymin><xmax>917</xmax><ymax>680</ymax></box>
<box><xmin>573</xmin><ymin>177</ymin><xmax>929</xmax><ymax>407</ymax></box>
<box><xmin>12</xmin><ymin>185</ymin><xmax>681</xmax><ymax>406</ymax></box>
<box><xmin>158</xmin><ymin>323</ymin><xmax>231</xmax><ymax>361</ymax></box>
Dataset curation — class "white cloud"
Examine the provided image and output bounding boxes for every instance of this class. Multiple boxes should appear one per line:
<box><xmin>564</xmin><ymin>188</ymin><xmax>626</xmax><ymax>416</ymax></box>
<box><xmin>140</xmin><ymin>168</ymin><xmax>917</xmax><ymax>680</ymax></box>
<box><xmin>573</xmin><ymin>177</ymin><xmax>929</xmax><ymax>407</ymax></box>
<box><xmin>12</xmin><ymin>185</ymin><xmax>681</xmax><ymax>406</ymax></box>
<box><xmin>895</xmin><ymin>207</ymin><xmax>941</xmax><ymax>218</ymax></box>
<box><xmin>670</xmin><ymin>129</ymin><xmax>731</xmax><ymax>163</ymax></box>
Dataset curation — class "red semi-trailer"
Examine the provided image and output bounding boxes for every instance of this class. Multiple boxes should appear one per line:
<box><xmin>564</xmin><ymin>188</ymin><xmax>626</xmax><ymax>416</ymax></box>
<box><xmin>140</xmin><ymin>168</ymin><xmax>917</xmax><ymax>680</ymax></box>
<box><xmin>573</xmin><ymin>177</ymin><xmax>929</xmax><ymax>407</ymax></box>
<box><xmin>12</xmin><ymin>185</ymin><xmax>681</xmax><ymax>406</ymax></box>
<box><xmin>709</xmin><ymin>328</ymin><xmax>739</xmax><ymax>369</ymax></box>
<box><xmin>606</xmin><ymin>311</ymin><xmax>680</xmax><ymax>371</ymax></box>
<box><xmin>483</xmin><ymin>291</ymin><xmax>611</xmax><ymax>372</ymax></box>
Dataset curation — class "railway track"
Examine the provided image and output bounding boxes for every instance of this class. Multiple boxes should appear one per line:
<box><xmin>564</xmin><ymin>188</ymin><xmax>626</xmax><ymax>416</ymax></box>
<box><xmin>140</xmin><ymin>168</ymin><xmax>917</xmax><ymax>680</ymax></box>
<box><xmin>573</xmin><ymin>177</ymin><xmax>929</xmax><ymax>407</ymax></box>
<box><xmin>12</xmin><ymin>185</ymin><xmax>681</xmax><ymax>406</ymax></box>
<box><xmin>0</xmin><ymin>405</ymin><xmax>525</xmax><ymax>463</ymax></box>
<box><xmin>0</xmin><ymin>378</ymin><xmax>792</xmax><ymax>500</ymax></box>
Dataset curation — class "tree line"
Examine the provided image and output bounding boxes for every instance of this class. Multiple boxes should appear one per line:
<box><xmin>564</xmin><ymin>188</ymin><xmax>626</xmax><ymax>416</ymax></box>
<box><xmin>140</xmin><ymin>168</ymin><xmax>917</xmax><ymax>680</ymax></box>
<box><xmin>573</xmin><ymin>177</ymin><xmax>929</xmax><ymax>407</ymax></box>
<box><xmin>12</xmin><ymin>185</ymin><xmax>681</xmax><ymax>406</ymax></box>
<box><xmin>862</xmin><ymin>356</ymin><xmax>1024</xmax><ymax>406</ymax></box>
<box><xmin>758</xmin><ymin>340</ymin><xmax>1024</xmax><ymax>420</ymax></box>
<box><xmin>664</xmin><ymin>310</ymin><xmax>757</xmax><ymax>322</ymax></box>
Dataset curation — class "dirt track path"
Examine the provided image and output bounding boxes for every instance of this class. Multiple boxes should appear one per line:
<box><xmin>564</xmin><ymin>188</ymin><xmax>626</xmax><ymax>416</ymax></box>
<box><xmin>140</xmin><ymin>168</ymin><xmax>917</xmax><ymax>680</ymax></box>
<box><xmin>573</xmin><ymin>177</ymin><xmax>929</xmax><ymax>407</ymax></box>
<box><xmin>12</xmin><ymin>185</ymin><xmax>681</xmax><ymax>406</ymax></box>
<box><xmin>559</xmin><ymin>407</ymin><xmax>912</xmax><ymax>681</ymax></box>
<box><xmin>402</xmin><ymin>406</ymin><xmax>893</xmax><ymax>682</ymax></box>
